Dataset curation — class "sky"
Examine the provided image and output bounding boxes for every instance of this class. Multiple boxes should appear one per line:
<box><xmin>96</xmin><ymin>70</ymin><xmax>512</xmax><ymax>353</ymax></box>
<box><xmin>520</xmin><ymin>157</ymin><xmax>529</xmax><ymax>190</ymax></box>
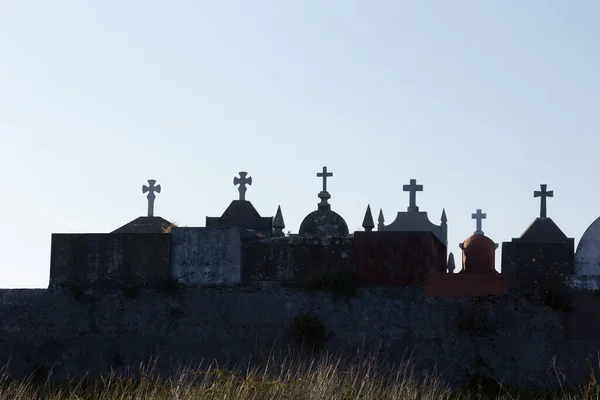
<box><xmin>1</xmin><ymin>1</ymin><xmax>599</xmax><ymax>288</ymax></box>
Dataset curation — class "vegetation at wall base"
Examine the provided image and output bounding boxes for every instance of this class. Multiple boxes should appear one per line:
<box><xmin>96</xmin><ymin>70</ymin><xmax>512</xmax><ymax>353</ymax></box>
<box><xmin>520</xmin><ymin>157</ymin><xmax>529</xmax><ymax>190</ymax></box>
<box><xmin>3</xmin><ymin>354</ymin><xmax>600</xmax><ymax>399</ymax></box>
<box><xmin>290</xmin><ymin>312</ymin><xmax>326</xmax><ymax>351</ymax></box>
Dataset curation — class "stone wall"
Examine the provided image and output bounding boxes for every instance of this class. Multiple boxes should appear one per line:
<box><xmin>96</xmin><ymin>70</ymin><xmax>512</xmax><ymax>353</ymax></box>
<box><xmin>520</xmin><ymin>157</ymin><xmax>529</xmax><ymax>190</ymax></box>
<box><xmin>0</xmin><ymin>286</ymin><xmax>599</xmax><ymax>390</ymax></box>
<box><xmin>49</xmin><ymin>233</ymin><xmax>171</xmax><ymax>289</ymax></box>
<box><xmin>353</xmin><ymin>231</ymin><xmax>446</xmax><ymax>285</ymax></box>
<box><xmin>243</xmin><ymin>236</ymin><xmax>354</xmax><ymax>284</ymax></box>
<box><xmin>501</xmin><ymin>241</ymin><xmax>574</xmax><ymax>290</ymax></box>
<box><xmin>170</xmin><ymin>227</ymin><xmax>243</xmax><ymax>286</ymax></box>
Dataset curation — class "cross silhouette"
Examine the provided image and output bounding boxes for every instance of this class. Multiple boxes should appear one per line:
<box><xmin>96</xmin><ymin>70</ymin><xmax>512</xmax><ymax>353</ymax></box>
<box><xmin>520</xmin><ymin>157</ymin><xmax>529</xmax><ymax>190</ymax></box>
<box><xmin>142</xmin><ymin>179</ymin><xmax>161</xmax><ymax>217</ymax></box>
<box><xmin>317</xmin><ymin>166</ymin><xmax>333</xmax><ymax>192</ymax></box>
<box><xmin>472</xmin><ymin>209</ymin><xmax>486</xmax><ymax>234</ymax></box>
<box><xmin>534</xmin><ymin>184</ymin><xmax>553</xmax><ymax>219</ymax></box>
<box><xmin>403</xmin><ymin>179</ymin><xmax>423</xmax><ymax>212</ymax></box>
<box><xmin>233</xmin><ymin>172</ymin><xmax>252</xmax><ymax>201</ymax></box>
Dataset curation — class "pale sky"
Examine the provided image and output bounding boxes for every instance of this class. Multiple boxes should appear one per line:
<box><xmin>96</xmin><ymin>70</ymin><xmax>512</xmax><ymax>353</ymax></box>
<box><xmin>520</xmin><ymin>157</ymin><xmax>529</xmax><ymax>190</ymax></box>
<box><xmin>1</xmin><ymin>1</ymin><xmax>599</xmax><ymax>288</ymax></box>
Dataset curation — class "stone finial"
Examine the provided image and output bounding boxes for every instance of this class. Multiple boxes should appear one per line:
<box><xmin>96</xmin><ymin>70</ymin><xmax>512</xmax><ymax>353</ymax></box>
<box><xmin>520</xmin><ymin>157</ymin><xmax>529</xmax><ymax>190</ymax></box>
<box><xmin>403</xmin><ymin>179</ymin><xmax>423</xmax><ymax>212</ymax></box>
<box><xmin>142</xmin><ymin>179</ymin><xmax>161</xmax><ymax>217</ymax></box>
<box><xmin>362</xmin><ymin>205</ymin><xmax>375</xmax><ymax>232</ymax></box>
<box><xmin>233</xmin><ymin>172</ymin><xmax>252</xmax><ymax>201</ymax></box>
<box><xmin>534</xmin><ymin>184</ymin><xmax>553</xmax><ymax>219</ymax></box>
<box><xmin>377</xmin><ymin>209</ymin><xmax>385</xmax><ymax>231</ymax></box>
<box><xmin>316</xmin><ymin>166</ymin><xmax>333</xmax><ymax>209</ymax></box>
<box><xmin>273</xmin><ymin>205</ymin><xmax>285</xmax><ymax>237</ymax></box>
<box><xmin>441</xmin><ymin>209</ymin><xmax>447</xmax><ymax>224</ymax></box>
<box><xmin>472</xmin><ymin>209</ymin><xmax>486</xmax><ymax>235</ymax></box>
<box><xmin>447</xmin><ymin>252</ymin><xmax>455</xmax><ymax>273</ymax></box>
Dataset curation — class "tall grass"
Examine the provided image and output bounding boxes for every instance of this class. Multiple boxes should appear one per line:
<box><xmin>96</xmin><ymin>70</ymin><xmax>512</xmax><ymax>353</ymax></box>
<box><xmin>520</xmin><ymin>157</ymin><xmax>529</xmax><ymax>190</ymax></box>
<box><xmin>0</xmin><ymin>353</ymin><xmax>598</xmax><ymax>399</ymax></box>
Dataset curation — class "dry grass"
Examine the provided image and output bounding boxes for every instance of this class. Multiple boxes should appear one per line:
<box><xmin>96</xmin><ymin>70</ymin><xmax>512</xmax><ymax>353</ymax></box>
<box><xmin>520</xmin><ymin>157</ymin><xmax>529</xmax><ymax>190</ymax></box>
<box><xmin>1</xmin><ymin>354</ymin><xmax>599</xmax><ymax>400</ymax></box>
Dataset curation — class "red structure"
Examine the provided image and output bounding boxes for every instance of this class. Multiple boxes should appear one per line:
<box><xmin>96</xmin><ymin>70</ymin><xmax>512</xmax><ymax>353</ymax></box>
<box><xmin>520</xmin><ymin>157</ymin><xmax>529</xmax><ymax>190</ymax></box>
<box><xmin>353</xmin><ymin>231</ymin><xmax>446</xmax><ymax>286</ymax></box>
<box><xmin>425</xmin><ymin>233</ymin><xmax>508</xmax><ymax>297</ymax></box>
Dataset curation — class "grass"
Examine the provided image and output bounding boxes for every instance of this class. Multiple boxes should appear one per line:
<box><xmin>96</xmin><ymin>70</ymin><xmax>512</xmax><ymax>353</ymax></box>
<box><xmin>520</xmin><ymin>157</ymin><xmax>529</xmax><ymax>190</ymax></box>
<box><xmin>4</xmin><ymin>353</ymin><xmax>600</xmax><ymax>400</ymax></box>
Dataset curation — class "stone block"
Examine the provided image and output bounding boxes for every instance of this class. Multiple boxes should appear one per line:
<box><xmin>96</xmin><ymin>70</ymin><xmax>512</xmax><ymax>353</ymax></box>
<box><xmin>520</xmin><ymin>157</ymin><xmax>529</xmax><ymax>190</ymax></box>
<box><xmin>501</xmin><ymin>241</ymin><xmax>574</xmax><ymax>290</ymax></box>
<box><xmin>353</xmin><ymin>231</ymin><xmax>446</xmax><ymax>286</ymax></box>
<box><xmin>565</xmin><ymin>290</ymin><xmax>600</xmax><ymax>340</ymax></box>
<box><xmin>49</xmin><ymin>233</ymin><xmax>170</xmax><ymax>289</ymax></box>
<box><xmin>243</xmin><ymin>236</ymin><xmax>354</xmax><ymax>283</ymax></box>
<box><xmin>170</xmin><ymin>227</ymin><xmax>242</xmax><ymax>286</ymax></box>
<box><xmin>425</xmin><ymin>270</ymin><xmax>508</xmax><ymax>297</ymax></box>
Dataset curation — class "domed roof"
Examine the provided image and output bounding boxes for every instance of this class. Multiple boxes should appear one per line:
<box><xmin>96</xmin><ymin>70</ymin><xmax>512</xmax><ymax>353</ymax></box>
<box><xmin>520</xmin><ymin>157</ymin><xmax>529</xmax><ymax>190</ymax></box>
<box><xmin>570</xmin><ymin>216</ymin><xmax>600</xmax><ymax>289</ymax></box>
<box><xmin>298</xmin><ymin>165</ymin><xmax>349</xmax><ymax>237</ymax></box>
<box><xmin>460</xmin><ymin>234</ymin><xmax>497</xmax><ymax>273</ymax></box>
<box><xmin>576</xmin><ymin>216</ymin><xmax>600</xmax><ymax>266</ymax></box>
<box><xmin>299</xmin><ymin>208</ymin><xmax>349</xmax><ymax>237</ymax></box>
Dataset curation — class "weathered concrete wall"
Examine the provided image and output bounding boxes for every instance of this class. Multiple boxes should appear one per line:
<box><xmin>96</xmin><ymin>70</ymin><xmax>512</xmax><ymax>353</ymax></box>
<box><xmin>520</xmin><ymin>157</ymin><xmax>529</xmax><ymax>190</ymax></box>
<box><xmin>353</xmin><ymin>232</ymin><xmax>446</xmax><ymax>285</ymax></box>
<box><xmin>170</xmin><ymin>227</ymin><xmax>242</xmax><ymax>286</ymax></box>
<box><xmin>501</xmin><ymin>241</ymin><xmax>574</xmax><ymax>290</ymax></box>
<box><xmin>425</xmin><ymin>270</ymin><xmax>508</xmax><ymax>297</ymax></box>
<box><xmin>0</xmin><ymin>286</ymin><xmax>599</xmax><ymax>390</ymax></box>
<box><xmin>49</xmin><ymin>234</ymin><xmax>171</xmax><ymax>289</ymax></box>
<box><xmin>243</xmin><ymin>236</ymin><xmax>354</xmax><ymax>284</ymax></box>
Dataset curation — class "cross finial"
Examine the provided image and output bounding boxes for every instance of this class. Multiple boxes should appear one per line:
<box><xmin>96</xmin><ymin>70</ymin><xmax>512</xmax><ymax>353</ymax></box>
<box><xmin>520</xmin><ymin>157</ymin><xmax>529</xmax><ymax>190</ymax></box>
<box><xmin>317</xmin><ymin>166</ymin><xmax>333</xmax><ymax>192</ymax></box>
<box><xmin>534</xmin><ymin>184</ymin><xmax>553</xmax><ymax>219</ymax></box>
<box><xmin>472</xmin><ymin>209</ymin><xmax>486</xmax><ymax>235</ymax></box>
<box><xmin>403</xmin><ymin>179</ymin><xmax>423</xmax><ymax>212</ymax></box>
<box><xmin>233</xmin><ymin>172</ymin><xmax>252</xmax><ymax>201</ymax></box>
<box><xmin>142</xmin><ymin>179</ymin><xmax>161</xmax><ymax>217</ymax></box>
<box><xmin>316</xmin><ymin>166</ymin><xmax>333</xmax><ymax>209</ymax></box>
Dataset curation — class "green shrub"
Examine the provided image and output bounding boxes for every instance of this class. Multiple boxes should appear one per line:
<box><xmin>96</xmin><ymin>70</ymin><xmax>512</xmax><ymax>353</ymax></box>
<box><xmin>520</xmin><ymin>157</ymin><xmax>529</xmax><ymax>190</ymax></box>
<box><xmin>539</xmin><ymin>279</ymin><xmax>572</xmax><ymax>312</ymax></box>
<box><xmin>290</xmin><ymin>312</ymin><xmax>326</xmax><ymax>351</ymax></box>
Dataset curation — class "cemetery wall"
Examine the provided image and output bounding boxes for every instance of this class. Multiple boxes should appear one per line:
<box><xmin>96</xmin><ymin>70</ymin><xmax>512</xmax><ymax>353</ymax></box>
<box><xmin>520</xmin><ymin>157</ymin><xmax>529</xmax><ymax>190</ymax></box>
<box><xmin>0</xmin><ymin>286</ymin><xmax>600</xmax><ymax>390</ymax></box>
<box><xmin>49</xmin><ymin>234</ymin><xmax>171</xmax><ymax>289</ymax></box>
<box><xmin>242</xmin><ymin>236</ymin><xmax>354</xmax><ymax>283</ymax></box>
<box><xmin>501</xmin><ymin>241</ymin><xmax>575</xmax><ymax>290</ymax></box>
<box><xmin>353</xmin><ymin>231</ymin><xmax>446</xmax><ymax>285</ymax></box>
<box><xmin>170</xmin><ymin>227</ymin><xmax>243</xmax><ymax>286</ymax></box>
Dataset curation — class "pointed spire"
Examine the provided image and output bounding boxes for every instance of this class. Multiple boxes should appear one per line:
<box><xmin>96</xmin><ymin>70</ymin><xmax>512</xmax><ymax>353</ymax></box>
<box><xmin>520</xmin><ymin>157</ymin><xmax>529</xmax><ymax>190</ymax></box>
<box><xmin>447</xmin><ymin>252</ymin><xmax>455</xmax><ymax>273</ymax></box>
<box><xmin>441</xmin><ymin>208</ymin><xmax>447</xmax><ymax>224</ymax></box>
<box><xmin>273</xmin><ymin>205</ymin><xmax>285</xmax><ymax>237</ymax></box>
<box><xmin>362</xmin><ymin>205</ymin><xmax>375</xmax><ymax>232</ymax></box>
<box><xmin>377</xmin><ymin>209</ymin><xmax>385</xmax><ymax>231</ymax></box>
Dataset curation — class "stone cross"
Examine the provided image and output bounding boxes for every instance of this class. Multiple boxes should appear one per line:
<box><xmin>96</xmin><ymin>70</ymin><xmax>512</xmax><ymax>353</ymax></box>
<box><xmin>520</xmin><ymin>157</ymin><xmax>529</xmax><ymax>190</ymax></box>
<box><xmin>534</xmin><ymin>184</ymin><xmax>553</xmax><ymax>219</ymax></box>
<box><xmin>142</xmin><ymin>179</ymin><xmax>161</xmax><ymax>217</ymax></box>
<box><xmin>403</xmin><ymin>179</ymin><xmax>423</xmax><ymax>212</ymax></box>
<box><xmin>472</xmin><ymin>209</ymin><xmax>486</xmax><ymax>235</ymax></box>
<box><xmin>317</xmin><ymin>166</ymin><xmax>333</xmax><ymax>192</ymax></box>
<box><xmin>233</xmin><ymin>172</ymin><xmax>252</xmax><ymax>201</ymax></box>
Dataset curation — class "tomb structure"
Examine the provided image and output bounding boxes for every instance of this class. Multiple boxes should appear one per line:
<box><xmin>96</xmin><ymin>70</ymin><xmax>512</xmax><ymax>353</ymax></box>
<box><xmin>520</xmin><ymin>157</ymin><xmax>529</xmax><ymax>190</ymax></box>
<box><xmin>571</xmin><ymin>215</ymin><xmax>600</xmax><ymax>290</ymax></box>
<box><xmin>298</xmin><ymin>166</ymin><xmax>349</xmax><ymax>237</ymax></box>
<box><xmin>206</xmin><ymin>171</ymin><xmax>273</xmax><ymax>238</ymax></box>
<box><xmin>375</xmin><ymin>179</ymin><xmax>447</xmax><ymax>247</ymax></box>
<box><xmin>501</xmin><ymin>185</ymin><xmax>574</xmax><ymax>290</ymax></box>
<box><xmin>425</xmin><ymin>209</ymin><xmax>507</xmax><ymax>296</ymax></box>
<box><xmin>112</xmin><ymin>179</ymin><xmax>174</xmax><ymax>233</ymax></box>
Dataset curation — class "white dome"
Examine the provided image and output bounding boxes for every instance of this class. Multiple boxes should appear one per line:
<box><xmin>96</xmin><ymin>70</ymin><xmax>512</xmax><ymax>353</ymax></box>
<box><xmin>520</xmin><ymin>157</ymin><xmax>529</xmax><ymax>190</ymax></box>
<box><xmin>571</xmin><ymin>216</ymin><xmax>600</xmax><ymax>289</ymax></box>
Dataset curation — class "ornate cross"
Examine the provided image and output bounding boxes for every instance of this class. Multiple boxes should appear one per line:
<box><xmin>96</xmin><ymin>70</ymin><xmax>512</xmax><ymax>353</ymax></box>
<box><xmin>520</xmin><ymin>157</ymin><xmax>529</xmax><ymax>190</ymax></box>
<box><xmin>534</xmin><ymin>184</ymin><xmax>553</xmax><ymax>219</ymax></box>
<box><xmin>472</xmin><ymin>209</ymin><xmax>486</xmax><ymax>234</ymax></box>
<box><xmin>233</xmin><ymin>172</ymin><xmax>252</xmax><ymax>201</ymax></box>
<box><xmin>142</xmin><ymin>179</ymin><xmax>161</xmax><ymax>217</ymax></box>
<box><xmin>403</xmin><ymin>179</ymin><xmax>423</xmax><ymax>212</ymax></box>
<box><xmin>317</xmin><ymin>166</ymin><xmax>333</xmax><ymax>192</ymax></box>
